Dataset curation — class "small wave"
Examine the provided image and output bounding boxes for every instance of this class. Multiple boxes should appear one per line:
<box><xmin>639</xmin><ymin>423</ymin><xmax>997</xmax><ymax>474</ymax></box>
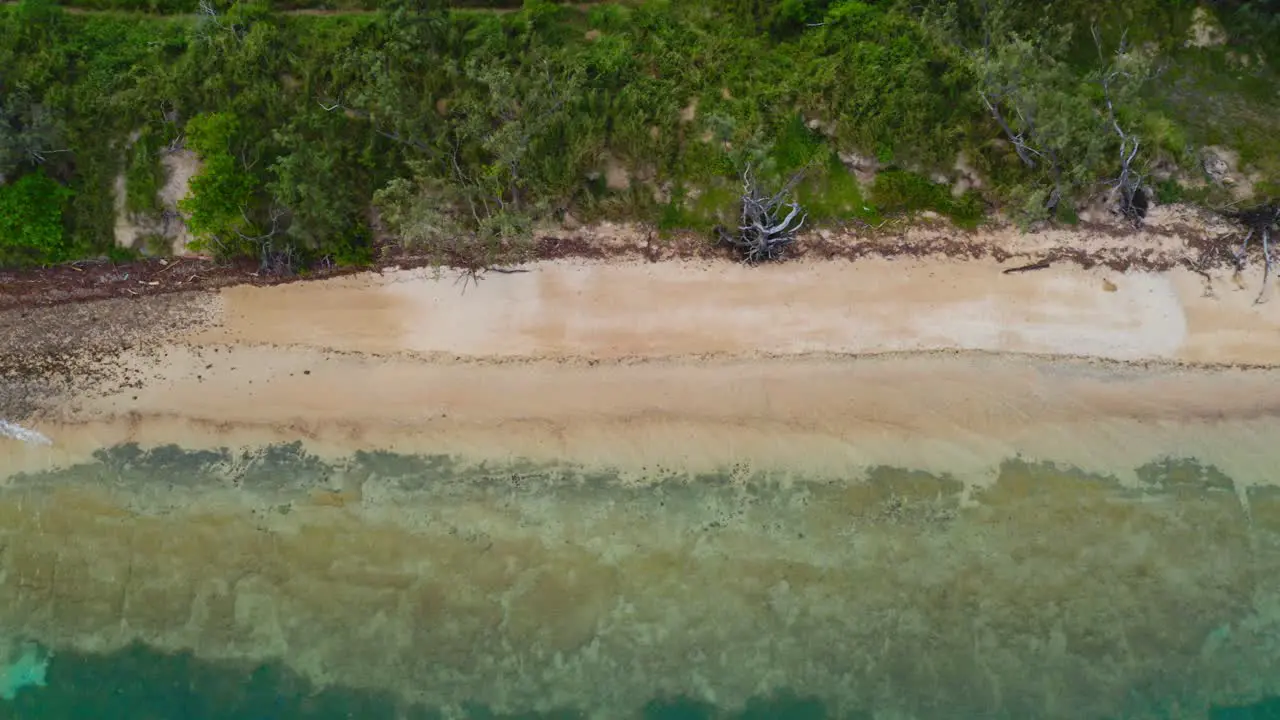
<box><xmin>0</xmin><ymin>420</ymin><xmax>52</xmax><ymax>446</ymax></box>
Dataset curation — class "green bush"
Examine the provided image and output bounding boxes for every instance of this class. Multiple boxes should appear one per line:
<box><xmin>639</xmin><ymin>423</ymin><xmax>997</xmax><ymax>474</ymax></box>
<box><xmin>0</xmin><ymin>0</ymin><xmax>1276</xmax><ymax>269</ymax></box>
<box><xmin>871</xmin><ymin>170</ymin><xmax>983</xmax><ymax>228</ymax></box>
<box><xmin>125</xmin><ymin>129</ymin><xmax>167</xmax><ymax>214</ymax></box>
<box><xmin>0</xmin><ymin>171</ymin><xmax>72</xmax><ymax>266</ymax></box>
<box><xmin>179</xmin><ymin>112</ymin><xmax>260</xmax><ymax>248</ymax></box>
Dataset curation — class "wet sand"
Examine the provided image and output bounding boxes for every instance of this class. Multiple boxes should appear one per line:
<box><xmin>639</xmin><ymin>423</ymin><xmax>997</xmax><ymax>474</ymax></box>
<box><xmin>3</xmin><ymin>256</ymin><xmax>1280</xmax><ymax>718</ymax></box>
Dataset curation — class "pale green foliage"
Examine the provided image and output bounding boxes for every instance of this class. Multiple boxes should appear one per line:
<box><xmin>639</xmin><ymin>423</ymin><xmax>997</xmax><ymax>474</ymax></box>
<box><xmin>374</xmin><ymin>171</ymin><xmax>528</xmax><ymax>269</ymax></box>
<box><xmin>449</xmin><ymin>57</ymin><xmax>587</xmax><ymax>214</ymax></box>
<box><xmin>369</xmin><ymin>32</ymin><xmax>590</xmax><ymax>266</ymax></box>
<box><xmin>374</xmin><ymin>174</ymin><xmax>465</xmax><ymax>250</ymax></box>
<box><xmin>179</xmin><ymin>111</ymin><xmax>258</xmax><ymax>247</ymax></box>
<box><xmin>939</xmin><ymin>0</ymin><xmax>1155</xmax><ymax>223</ymax></box>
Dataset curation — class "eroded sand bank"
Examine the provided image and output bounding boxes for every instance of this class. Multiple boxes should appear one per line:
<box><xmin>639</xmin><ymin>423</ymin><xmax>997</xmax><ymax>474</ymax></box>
<box><xmin>3</xmin><ymin>256</ymin><xmax>1280</xmax><ymax>717</ymax></box>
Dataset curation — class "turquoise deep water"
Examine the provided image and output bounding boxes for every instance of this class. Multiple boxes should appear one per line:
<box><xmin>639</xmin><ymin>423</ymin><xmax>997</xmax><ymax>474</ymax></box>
<box><xmin>3</xmin><ymin>442</ymin><xmax>1280</xmax><ymax>719</ymax></box>
<box><xmin>3</xmin><ymin>646</ymin><xmax>1279</xmax><ymax>719</ymax></box>
<box><xmin>0</xmin><ymin>642</ymin><xmax>834</xmax><ymax>719</ymax></box>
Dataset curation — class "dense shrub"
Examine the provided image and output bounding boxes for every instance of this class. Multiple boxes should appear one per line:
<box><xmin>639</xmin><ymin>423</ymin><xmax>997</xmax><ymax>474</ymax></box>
<box><xmin>179</xmin><ymin>112</ymin><xmax>259</xmax><ymax>245</ymax></box>
<box><xmin>0</xmin><ymin>0</ymin><xmax>1275</xmax><ymax>269</ymax></box>
<box><xmin>0</xmin><ymin>171</ymin><xmax>72</xmax><ymax>266</ymax></box>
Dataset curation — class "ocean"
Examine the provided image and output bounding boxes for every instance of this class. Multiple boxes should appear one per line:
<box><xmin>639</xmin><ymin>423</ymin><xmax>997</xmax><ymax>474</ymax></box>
<box><xmin>3</xmin><ymin>441</ymin><xmax>1280</xmax><ymax>719</ymax></box>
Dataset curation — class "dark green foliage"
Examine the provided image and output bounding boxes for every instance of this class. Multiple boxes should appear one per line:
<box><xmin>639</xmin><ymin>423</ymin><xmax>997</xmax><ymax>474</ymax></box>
<box><xmin>0</xmin><ymin>170</ymin><xmax>72</xmax><ymax>265</ymax></box>
<box><xmin>0</xmin><ymin>90</ymin><xmax>63</xmax><ymax>182</ymax></box>
<box><xmin>0</xmin><ymin>0</ymin><xmax>1276</xmax><ymax>269</ymax></box>
<box><xmin>268</xmin><ymin>112</ymin><xmax>372</xmax><ymax>252</ymax></box>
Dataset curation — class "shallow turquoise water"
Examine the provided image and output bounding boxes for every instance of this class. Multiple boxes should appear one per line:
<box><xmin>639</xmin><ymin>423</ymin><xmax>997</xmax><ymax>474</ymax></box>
<box><xmin>3</xmin><ymin>443</ymin><xmax>1280</xmax><ymax>719</ymax></box>
<box><xmin>1</xmin><ymin>644</ymin><xmax>835</xmax><ymax>718</ymax></box>
<box><xmin>1</xmin><ymin>642</ymin><xmax>1276</xmax><ymax>719</ymax></box>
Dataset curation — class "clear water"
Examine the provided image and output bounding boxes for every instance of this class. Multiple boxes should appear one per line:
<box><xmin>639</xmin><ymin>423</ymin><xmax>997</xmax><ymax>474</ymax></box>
<box><xmin>2</xmin><ymin>442</ymin><xmax>1280</xmax><ymax>719</ymax></box>
<box><xmin>2</xmin><ymin>645</ymin><xmax>1278</xmax><ymax>719</ymax></box>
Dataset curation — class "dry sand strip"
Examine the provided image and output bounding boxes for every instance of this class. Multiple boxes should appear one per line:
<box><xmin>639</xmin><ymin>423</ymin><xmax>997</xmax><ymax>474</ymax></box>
<box><xmin>187</xmin><ymin>258</ymin><xmax>1280</xmax><ymax>364</ymax></box>
<box><xmin>4</xmin><ymin>257</ymin><xmax>1280</xmax><ymax>485</ymax></box>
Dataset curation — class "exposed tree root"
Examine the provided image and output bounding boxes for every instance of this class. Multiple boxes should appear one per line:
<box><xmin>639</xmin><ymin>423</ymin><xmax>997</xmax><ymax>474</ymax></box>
<box><xmin>1229</xmin><ymin>203</ymin><xmax>1279</xmax><ymax>305</ymax></box>
<box><xmin>717</xmin><ymin>166</ymin><xmax>808</xmax><ymax>264</ymax></box>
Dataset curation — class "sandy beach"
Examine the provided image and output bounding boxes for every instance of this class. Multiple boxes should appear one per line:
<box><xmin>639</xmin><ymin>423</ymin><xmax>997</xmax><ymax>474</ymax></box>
<box><xmin>5</xmin><ymin>254</ymin><xmax>1280</xmax><ymax>480</ymax></box>
<box><xmin>3</xmin><ymin>246</ymin><xmax>1280</xmax><ymax>717</ymax></box>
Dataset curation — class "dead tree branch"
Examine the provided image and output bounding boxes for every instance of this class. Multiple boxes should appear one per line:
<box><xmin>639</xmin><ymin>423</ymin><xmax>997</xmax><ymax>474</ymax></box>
<box><xmin>970</xmin><ymin>44</ymin><xmax>1064</xmax><ymax>213</ymax></box>
<box><xmin>979</xmin><ymin>90</ymin><xmax>1040</xmax><ymax>170</ymax></box>
<box><xmin>1264</xmin><ymin>225</ymin><xmax>1276</xmax><ymax>305</ymax></box>
<box><xmin>234</xmin><ymin>205</ymin><xmax>295</xmax><ymax>276</ymax></box>
<box><xmin>1231</xmin><ymin>203</ymin><xmax>1279</xmax><ymax>304</ymax></box>
<box><xmin>718</xmin><ymin>165</ymin><xmax>807</xmax><ymax>263</ymax></box>
<box><xmin>1093</xmin><ymin>26</ymin><xmax>1147</xmax><ymax>227</ymax></box>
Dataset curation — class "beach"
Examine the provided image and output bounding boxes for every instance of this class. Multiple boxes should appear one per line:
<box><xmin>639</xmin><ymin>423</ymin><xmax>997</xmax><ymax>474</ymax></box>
<box><xmin>3</xmin><ymin>242</ymin><xmax>1280</xmax><ymax>717</ymax></box>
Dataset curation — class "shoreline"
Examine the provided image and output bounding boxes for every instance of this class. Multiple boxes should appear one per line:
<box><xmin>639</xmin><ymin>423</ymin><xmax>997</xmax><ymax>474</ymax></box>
<box><xmin>4</xmin><ymin>245</ymin><xmax>1280</xmax><ymax>718</ymax></box>
<box><xmin>0</xmin><ymin>205</ymin><xmax>1255</xmax><ymax>310</ymax></box>
<box><xmin>7</xmin><ymin>352</ymin><xmax>1280</xmax><ymax>486</ymax></box>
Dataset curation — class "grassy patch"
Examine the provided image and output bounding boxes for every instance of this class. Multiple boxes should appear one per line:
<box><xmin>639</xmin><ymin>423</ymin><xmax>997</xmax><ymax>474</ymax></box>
<box><xmin>795</xmin><ymin>152</ymin><xmax>874</xmax><ymax>224</ymax></box>
<box><xmin>1150</xmin><ymin>44</ymin><xmax>1280</xmax><ymax>195</ymax></box>
<box><xmin>870</xmin><ymin>170</ymin><xmax>984</xmax><ymax>229</ymax></box>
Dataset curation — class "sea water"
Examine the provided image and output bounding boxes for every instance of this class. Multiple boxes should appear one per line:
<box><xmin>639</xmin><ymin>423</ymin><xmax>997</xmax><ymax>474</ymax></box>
<box><xmin>2</xmin><ymin>442</ymin><xmax>1280</xmax><ymax>720</ymax></box>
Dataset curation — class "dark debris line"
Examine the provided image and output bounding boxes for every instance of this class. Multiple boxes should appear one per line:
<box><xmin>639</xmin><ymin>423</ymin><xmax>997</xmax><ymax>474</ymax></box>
<box><xmin>0</xmin><ymin>225</ymin><xmax>1253</xmax><ymax>311</ymax></box>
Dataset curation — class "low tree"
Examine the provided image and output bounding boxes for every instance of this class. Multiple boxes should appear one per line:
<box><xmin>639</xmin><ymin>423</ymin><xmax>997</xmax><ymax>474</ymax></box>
<box><xmin>178</xmin><ymin>110</ymin><xmax>303</xmax><ymax>272</ymax></box>
<box><xmin>0</xmin><ymin>170</ymin><xmax>71</xmax><ymax>266</ymax></box>
<box><xmin>267</xmin><ymin>111</ymin><xmax>370</xmax><ymax>256</ymax></box>
<box><xmin>933</xmin><ymin>1</ymin><xmax>1153</xmax><ymax>224</ymax></box>
<box><xmin>179</xmin><ymin>112</ymin><xmax>258</xmax><ymax>244</ymax></box>
<box><xmin>0</xmin><ymin>89</ymin><xmax>63</xmax><ymax>184</ymax></box>
<box><xmin>369</xmin><ymin>51</ymin><xmax>588</xmax><ymax>270</ymax></box>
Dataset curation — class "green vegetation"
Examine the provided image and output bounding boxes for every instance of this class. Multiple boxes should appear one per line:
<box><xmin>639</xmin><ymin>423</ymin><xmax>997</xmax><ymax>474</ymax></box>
<box><xmin>0</xmin><ymin>0</ymin><xmax>1277</xmax><ymax>269</ymax></box>
<box><xmin>180</xmin><ymin>112</ymin><xmax>258</xmax><ymax>244</ymax></box>
<box><xmin>871</xmin><ymin>170</ymin><xmax>982</xmax><ymax>228</ymax></box>
<box><xmin>0</xmin><ymin>170</ymin><xmax>71</xmax><ymax>265</ymax></box>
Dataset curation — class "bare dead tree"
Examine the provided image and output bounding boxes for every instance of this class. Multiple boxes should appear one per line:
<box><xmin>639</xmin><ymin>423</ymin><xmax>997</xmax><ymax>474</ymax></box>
<box><xmin>718</xmin><ymin>165</ymin><xmax>807</xmax><ymax>263</ymax></box>
<box><xmin>195</xmin><ymin>0</ymin><xmax>252</xmax><ymax>44</ymax></box>
<box><xmin>197</xmin><ymin>0</ymin><xmax>220</xmax><ymax>23</ymax></box>
<box><xmin>1093</xmin><ymin>26</ymin><xmax>1147</xmax><ymax>227</ymax></box>
<box><xmin>195</xmin><ymin>0</ymin><xmax>223</xmax><ymax>40</ymax></box>
<box><xmin>969</xmin><ymin>32</ymin><xmax>1066</xmax><ymax>215</ymax></box>
<box><xmin>978</xmin><ymin>90</ymin><xmax>1042</xmax><ymax>170</ymax></box>
<box><xmin>963</xmin><ymin>0</ymin><xmax>1050</xmax><ymax>173</ymax></box>
<box><xmin>232</xmin><ymin>205</ymin><xmax>295</xmax><ymax>276</ymax></box>
<box><xmin>1230</xmin><ymin>203</ymin><xmax>1279</xmax><ymax>304</ymax></box>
